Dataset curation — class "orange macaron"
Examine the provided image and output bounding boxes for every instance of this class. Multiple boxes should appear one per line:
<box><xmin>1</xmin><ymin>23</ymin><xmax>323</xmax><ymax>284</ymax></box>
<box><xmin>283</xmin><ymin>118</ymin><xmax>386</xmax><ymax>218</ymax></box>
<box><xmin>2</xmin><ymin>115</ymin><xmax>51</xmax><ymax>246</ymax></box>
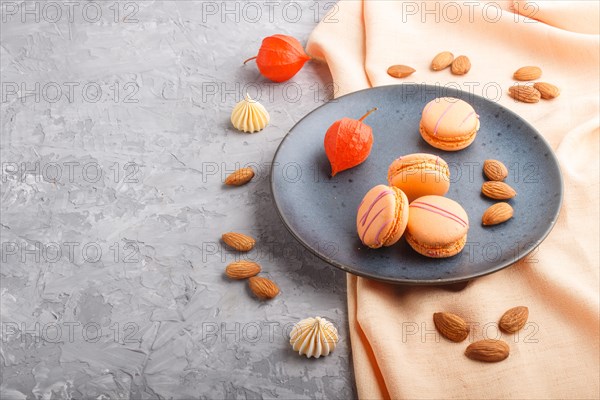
<box><xmin>420</xmin><ymin>97</ymin><xmax>479</xmax><ymax>151</ymax></box>
<box><xmin>356</xmin><ymin>184</ymin><xmax>409</xmax><ymax>249</ymax></box>
<box><xmin>387</xmin><ymin>153</ymin><xmax>450</xmax><ymax>202</ymax></box>
<box><xmin>405</xmin><ymin>195</ymin><xmax>469</xmax><ymax>258</ymax></box>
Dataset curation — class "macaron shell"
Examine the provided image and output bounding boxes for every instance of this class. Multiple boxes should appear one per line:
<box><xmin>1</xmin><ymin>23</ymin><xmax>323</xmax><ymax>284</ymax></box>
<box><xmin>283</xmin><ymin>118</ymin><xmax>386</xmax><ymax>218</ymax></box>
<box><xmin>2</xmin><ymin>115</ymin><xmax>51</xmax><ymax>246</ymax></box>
<box><xmin>421</xmin><ymin>97</ymin><xmax>479</xmax><ymax>138</ymax></box>
<box><xmin>387</xmin><ymin>153</ymin><xmax>450</xmax><ymax>202</ymax></box>
<box><xmin>356</xmin><ymin>185</ymin><xmax>406</xmax><ymax>248</ymax></box>
<box><xmin>405</xmin><ymin>231</ymin><xmax>467</xmax><ymax>258</ymax></box>
<box><xmin>406</xmin><ymin>195</ymin><xmax>469</xmax><ymax>257</ymax></box>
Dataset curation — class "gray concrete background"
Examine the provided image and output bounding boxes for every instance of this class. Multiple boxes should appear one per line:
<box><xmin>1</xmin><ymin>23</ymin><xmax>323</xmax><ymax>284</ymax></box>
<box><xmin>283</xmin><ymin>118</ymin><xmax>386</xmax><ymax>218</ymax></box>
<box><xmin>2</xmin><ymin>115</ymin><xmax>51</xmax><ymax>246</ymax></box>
<box><xmin>0</xmin><ymin>1</ymin><xmax>355</xmax><ymax>399</ymax></box>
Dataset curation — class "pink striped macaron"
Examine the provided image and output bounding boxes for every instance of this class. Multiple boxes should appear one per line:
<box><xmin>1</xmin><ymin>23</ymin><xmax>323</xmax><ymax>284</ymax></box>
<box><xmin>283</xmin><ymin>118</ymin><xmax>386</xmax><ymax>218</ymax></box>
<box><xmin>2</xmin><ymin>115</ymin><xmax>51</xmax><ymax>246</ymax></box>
<box><xmin>419</xmin><ymin>97</ymin><xmax>480</xmax><ymax>151</ymax></box>
<box><xmin>406</xmin><ymin>195</ymin><xmax>470</xmax><ymax>258</ymax></box>
<box><xmin>356</xmin><ymin>184</ymin><xmax>409</xmax><ymax>249</ymax></box>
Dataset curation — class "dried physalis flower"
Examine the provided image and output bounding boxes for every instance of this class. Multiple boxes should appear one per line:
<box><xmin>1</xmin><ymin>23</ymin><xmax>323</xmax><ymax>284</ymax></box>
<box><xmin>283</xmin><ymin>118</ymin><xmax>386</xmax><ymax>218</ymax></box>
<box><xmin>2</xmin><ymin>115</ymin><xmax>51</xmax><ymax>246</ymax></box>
<box><xmin>324</xmin><ymin>108</ymin><xmax>378</xmax><ymax>177</ymax></box>
<box><xmin>244</xmin><ymin>34</ymin><xmax>311</xmax><ymax>82</ymax></box>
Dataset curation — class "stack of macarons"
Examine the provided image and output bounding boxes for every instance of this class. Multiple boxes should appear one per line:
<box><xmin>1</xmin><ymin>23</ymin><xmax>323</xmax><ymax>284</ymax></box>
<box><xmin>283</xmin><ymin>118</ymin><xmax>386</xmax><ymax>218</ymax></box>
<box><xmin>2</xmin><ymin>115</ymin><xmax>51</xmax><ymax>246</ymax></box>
<box><xmin>357</xmin><ymin>153</ymin><xmax>469</xmax><ymax>258</ymax></box>
<box><xmin>356</xmin><ymin>97</ymin><xmax>478</xmax><ymax>258</ymax></box>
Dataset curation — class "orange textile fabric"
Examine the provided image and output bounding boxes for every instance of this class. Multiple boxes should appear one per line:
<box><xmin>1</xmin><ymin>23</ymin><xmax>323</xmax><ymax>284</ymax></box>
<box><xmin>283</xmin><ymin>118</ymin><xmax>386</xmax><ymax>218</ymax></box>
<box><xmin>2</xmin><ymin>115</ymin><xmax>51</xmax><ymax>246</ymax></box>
<box><xmin>307</xmin><ymin>1</ymin><xmax>600</xmax><ymax>398</ymax></box>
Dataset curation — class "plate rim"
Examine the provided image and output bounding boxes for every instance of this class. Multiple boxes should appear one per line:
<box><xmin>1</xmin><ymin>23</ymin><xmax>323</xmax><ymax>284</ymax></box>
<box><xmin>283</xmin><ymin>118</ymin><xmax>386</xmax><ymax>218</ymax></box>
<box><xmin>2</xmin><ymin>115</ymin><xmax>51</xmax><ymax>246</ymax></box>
<box><xmin>269</xmin><ymin>84</ymin><xmax>564</xmax><ymax>285</ymax></box>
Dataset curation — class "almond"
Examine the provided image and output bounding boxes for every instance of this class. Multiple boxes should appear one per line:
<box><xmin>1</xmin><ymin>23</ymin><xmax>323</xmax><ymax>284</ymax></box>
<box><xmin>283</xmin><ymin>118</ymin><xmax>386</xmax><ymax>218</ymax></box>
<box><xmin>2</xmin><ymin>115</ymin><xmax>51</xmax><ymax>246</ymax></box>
<box><xmin>513</xmin><ymin>66</ymin><xmax>542</xmax><ymax>81</ymax></box>
<box><xmin>387</xmin><ymin>65</ymin><xmax>416</xmax><ymax>78</ymax></box>
<box><xmin>481</xmin><ymin>181</ymin><xmax>517</xmax><ymax>200</ymax></box>
<box><xmin>465</xmin><ymin>339</ymin><xmax>509</xmax><ymax>362</ymax></box>
<box><xmin>433</xmin><ymin>312</ymin><xmax>470</xmax><ymax>342</ymax></box>
<box><xmin>431</xmin><ymin>51</ymin><xmax>454</xmax><ymax>71</ymax></box>
<box><xmin>483</xmin><ymin>159</ymin><xmax>508</xmax><ymax>181</ymax></box>
<box><xmin>451</xmin><ymin>55</ymin><xmax>471</xmax><ymax>75</ymax></box>
<box><xmin>508</xmin><ymin>85</ymin><xmax>541</xmax><ymax>103</ymax></box>
<box><xmin>225</xmin><ymin>167</ymin><xmax>254</xmax><ymax>186</ymax></box>
<box><xmin>499</xmin><ymin>306</ymin><xmax>529</xmax><ymax>333</ymax></box>
<box><xmin>225</xmin><ymin>261</ymin><xmax>261</xmax><ymax>279</ymax></box>
<box><xmin>533</xmin><ymin>82</ymin><xmax>560</xmax><ymax>99</ymax></box>
<box><xmin>222</xmin><ymin>232</ymin><xmax>256</xmax><ymax>252</ymax></box>
<box><xmin>482</xmin><ymin>203</ymin><xmax>514</xmax><ymax>226</ymax></box>
<box><xmin>248</xmin><ymin>276</ymin><xmax>280</xmax><ymax>300</ymax></box>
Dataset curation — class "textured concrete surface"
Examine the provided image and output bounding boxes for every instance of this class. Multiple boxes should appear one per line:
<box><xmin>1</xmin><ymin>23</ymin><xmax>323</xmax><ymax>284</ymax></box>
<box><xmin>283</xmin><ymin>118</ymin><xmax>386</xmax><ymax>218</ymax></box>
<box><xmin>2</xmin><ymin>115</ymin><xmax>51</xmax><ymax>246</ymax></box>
<box><xmin>0</xmin><ymin>1</ymin><xmax>354</xmax><ymax>399</ymax></box>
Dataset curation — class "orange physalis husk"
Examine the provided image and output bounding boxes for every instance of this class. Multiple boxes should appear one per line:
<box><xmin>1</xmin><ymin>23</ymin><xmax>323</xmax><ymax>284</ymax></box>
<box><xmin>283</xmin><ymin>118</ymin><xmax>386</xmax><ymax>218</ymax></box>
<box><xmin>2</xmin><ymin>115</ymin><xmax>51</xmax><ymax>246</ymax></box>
<box><xmin>243</xmin><ymin>34</ymin><xmax>311</xmax><ymax>82</ymax></box>
<box><xmin>324</xmin><ymin>108</ymin><xmax>378</xmax><ymax>177</ymax></box>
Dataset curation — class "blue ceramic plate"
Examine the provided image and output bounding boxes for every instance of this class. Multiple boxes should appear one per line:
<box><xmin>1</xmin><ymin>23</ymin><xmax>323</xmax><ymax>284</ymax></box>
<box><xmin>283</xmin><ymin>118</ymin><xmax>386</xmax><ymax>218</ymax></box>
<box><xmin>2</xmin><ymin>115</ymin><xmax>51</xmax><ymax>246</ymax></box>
<box><xmin>270</xmin><ymin>85</ymin><xmax>562</xmax><ymax>285</ymax></box>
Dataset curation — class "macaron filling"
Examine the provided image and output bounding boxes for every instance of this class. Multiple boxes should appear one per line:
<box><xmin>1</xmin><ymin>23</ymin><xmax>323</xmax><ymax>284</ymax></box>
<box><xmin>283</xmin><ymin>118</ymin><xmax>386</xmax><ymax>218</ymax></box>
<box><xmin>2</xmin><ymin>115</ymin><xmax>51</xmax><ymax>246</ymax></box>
<box><xmin>388</xmin><ymin>158</ymin><xmax>450</xmax><ymax>183</ymax></box>
<box><xmin>419</xmin><ymin>121</ymin><xmax>479</xmax><ymax>145</ymax></box>
<box><xmin>387</xmin><ymin>154</ymin><xmax>451</xmax><ymax>201</ymax></box>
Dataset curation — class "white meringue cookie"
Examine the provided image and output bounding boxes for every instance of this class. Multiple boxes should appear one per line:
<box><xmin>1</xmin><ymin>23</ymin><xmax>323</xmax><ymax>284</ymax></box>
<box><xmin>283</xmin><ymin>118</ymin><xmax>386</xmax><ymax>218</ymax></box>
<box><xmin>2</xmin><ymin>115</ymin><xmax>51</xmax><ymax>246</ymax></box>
<box><xmin>230</xmin><ymin>93</ymin><xmax>270</xmax><ymax>133</ymax></box>
<box><xmin>289</xmin><ymin>317</ymin><xmax>339</xmax><ymax>358</ymax></box>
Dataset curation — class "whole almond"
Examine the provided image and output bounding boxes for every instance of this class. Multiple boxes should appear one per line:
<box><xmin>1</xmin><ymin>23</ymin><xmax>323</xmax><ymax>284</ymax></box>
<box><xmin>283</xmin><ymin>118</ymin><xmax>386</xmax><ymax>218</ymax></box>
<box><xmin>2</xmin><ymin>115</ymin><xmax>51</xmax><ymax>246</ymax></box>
<box><xmin>433</xmin><ymin>312</ymin><xmax>470</xmax><ymax>342</ymax></box>
<box><xmin>499</xmin><ymin>306</ymin><xmax>529</xmax><ymax>333</ymax></box>
<box><xmin>483</xmin><ymin>159</ymin><xmax>508</xmax><ymax>181</ymax></box>
<box><xmin>387</xmin><ymin>65</ymin><xmax>416</xmax><ymax>78</ymax></box>
<box><xmin>431</xmin><ymin>51</ymin><xmax>454</xmax><ymax>71</ymax></box>
<box><xmin>451</xmin><ymin>55</ymin><xmax>471</xmax><ymax>75</ymax></box>
<box><xmin>508</xmin><ymin>85</ymin><xmax>541</xmax><ymax>103</ymax></box>
<box><xmin>248</xmin><ymin>276</ymin><xmax>280</xmax><ymax>300</ymax></box>
<box><xmin>465</xmin><ymin>339</ymin><xmax>509</xmax><ymax>362</ymax></box>
<box><xmin>225</xmin><ymin>167</ymin><xmax>254</xmax><ymax>186</ymax></box>
<box><xmin>482</xmin><ymin>203</ymin><xmax>514</xmax><ymax>226</ymax></box>
<box><xmin>222</xmin><ymin>232</ymin><xmax>256</xmax><ymax>252</ymax></box>
<box><xmin>225</xmin><ymin>261</ymin><xmax>261</xmax><ymax>279</ymax></box>
<box><xmin>533</xmin><ymin>82</ymin><xmax>560</xmax><ymax>99</ymax></box>
<box><xmin>514</xmin><ymin>66</ymin><xmax>542</xmax><ymax>81</ymax></box>
<box><xmin>482</xmin><ymin>181</ymin><xmax>517</xmax><ymax>200</ymax></box>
